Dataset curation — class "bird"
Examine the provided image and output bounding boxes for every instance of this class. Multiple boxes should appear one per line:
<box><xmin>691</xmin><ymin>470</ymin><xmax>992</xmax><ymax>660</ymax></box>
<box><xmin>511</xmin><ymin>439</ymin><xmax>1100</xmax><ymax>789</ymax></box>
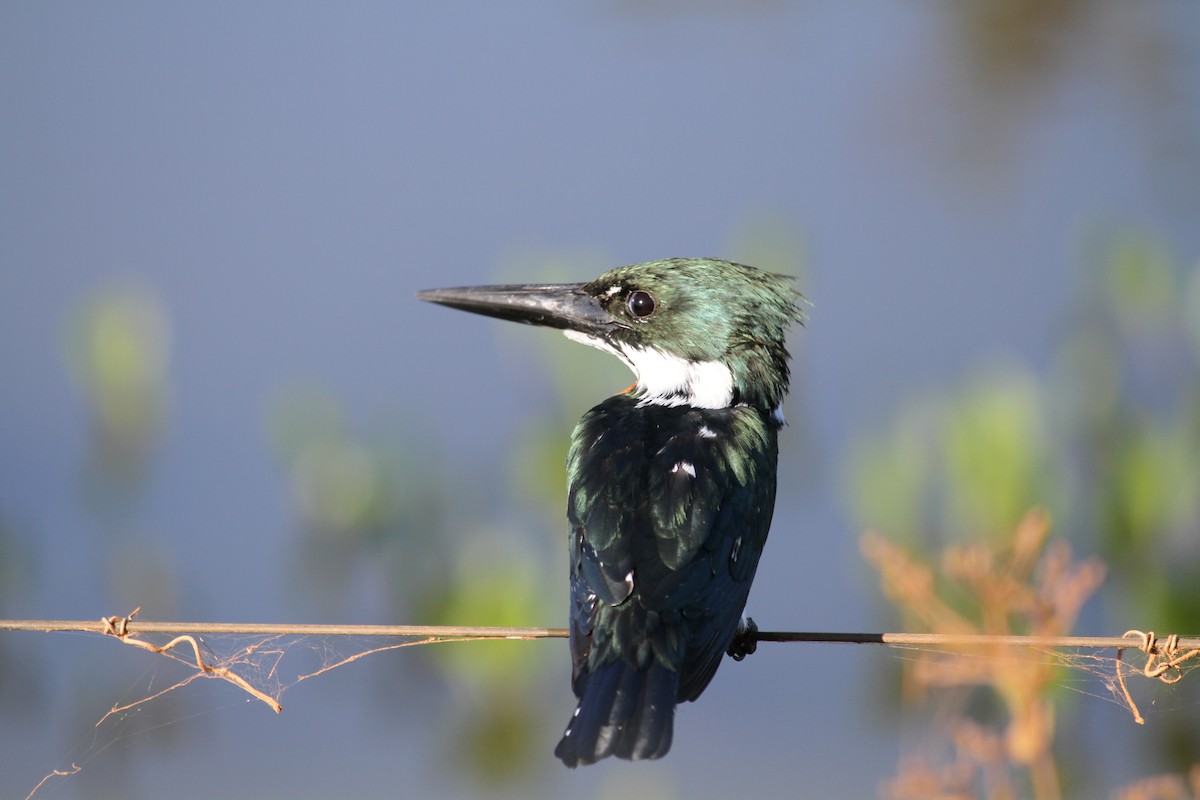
<box><xmin>418</xmin><ymin>258</ymin><xmax>803</xmax><ymax>767</ymax></box>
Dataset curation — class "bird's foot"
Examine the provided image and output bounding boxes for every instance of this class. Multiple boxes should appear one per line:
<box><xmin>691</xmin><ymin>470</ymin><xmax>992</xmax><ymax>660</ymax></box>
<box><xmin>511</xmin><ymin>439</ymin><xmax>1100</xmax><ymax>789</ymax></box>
<box><xmin>727</xmin><ymin>617</ymin><xmax>758</xmax><ymax>661</ymax></box>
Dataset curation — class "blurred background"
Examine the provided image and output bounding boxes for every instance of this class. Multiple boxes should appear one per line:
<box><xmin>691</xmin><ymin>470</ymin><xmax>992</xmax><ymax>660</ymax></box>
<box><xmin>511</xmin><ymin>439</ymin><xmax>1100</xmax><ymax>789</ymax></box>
<box><xmin>2</xmin><ymin>3</ymin><xmax>1199</xmax><ymax>798</ymax></box>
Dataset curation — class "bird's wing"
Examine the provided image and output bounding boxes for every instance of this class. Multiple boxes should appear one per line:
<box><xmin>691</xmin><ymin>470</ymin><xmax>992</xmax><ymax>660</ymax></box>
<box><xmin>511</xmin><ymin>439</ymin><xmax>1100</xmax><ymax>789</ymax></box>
<box><xmin>566</xmin><ymin>398</ymin><xmax>778</xmax><ymax>701</ymax></box>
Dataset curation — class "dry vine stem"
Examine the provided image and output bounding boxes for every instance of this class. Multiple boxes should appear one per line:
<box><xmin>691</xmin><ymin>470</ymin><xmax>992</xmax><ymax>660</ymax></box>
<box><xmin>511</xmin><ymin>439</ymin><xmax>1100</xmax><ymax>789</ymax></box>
<box><xmin>1115</xmin><ymin>630</ymin><xmax>1200</xmax><ymax>725</ymax></box>
<box><xmin>101</xmin><ymin>608</ymin><xmax>282</xmax><ymax>715</ymax></box>
<box><xmin>25</xmin><ymin>765</ymin><xmax>81</xmax><ymax>800</ymax></box>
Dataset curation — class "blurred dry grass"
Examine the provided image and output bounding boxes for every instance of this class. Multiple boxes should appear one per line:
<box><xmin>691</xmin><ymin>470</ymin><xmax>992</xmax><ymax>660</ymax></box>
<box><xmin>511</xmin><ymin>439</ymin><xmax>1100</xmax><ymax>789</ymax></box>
<box><xmin>866</xmin><ymin>510</ymin><xmax>1103</xmax><ymax>800</ymax></box>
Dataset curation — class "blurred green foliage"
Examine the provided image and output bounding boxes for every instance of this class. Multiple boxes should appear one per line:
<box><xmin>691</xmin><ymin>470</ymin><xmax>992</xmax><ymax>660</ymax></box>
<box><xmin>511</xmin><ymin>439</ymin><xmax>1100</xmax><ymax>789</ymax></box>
<box><xmin>1069</xmin><ymin>232</ymin><xmax>1200</xmax><ymax>633</ymax></box>
<box><xmin>267</xmin><ymin>383</ymin><xmax>560</xmax><ymax>785</ymax></box>
<box><xmin>64</xmin><ymin>285</ymin><xmax>171</xmax><ymax>499</ymax></box>
<box><xmin>0</xmin><ymin>511</ymin><xmax>42</xmax><ymax>714</ymax></box>
<box><xmin>269</xmin><ymin>389</ymin><xmax>421</xmax><ymax>542</ymax></box>
<box><xmin>62</xmin><ymin>283</ymin><xmax>183</xmax><ymax>619</ymax></box>
<box><xmin>845</xmin><ymin>230</ymin><xmax>1200</xmax><ymax>776</ymax></box>
<box><xmin>0</xmin><ymin>512</ymin><xmax>35</xmax><ymax>600</ymax></box>
<box><xmin>845</xmin><ymin>364</ymin><xmax>1055</xmax><ymax>548</ymax></box>
<box><xmin>422</xmin><ymin>529</ymin><xmax>555</xmax><ymax>783</ymax></box>
<box><xmin>267</xmin><ymin>386</ymin><xmax>451</xmax><ymax>612</ymax></box>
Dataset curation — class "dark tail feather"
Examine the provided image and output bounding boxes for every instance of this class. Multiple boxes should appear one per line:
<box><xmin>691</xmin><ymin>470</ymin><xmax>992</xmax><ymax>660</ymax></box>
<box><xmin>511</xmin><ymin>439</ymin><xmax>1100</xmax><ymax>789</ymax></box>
<box><xmin>554</xmin><ymin>660</ymin><xmax>678</xmax><ymax>767</ymax></box>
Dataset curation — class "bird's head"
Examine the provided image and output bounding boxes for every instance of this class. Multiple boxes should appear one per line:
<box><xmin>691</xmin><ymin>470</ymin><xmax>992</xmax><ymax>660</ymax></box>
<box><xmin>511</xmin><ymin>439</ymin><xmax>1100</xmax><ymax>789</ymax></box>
<box><xmin>418</xmin><ymin>258</ymin><xmax>804</xmax><ymax>413</ymax></box>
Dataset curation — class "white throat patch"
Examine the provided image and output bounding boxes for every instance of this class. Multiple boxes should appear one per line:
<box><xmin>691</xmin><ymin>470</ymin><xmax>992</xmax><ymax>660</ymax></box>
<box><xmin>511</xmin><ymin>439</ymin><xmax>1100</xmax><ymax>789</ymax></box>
<box><xmin>563</xmin><ymin>331</ymin><xmax>735</xmax><ymax>409</ymax></box>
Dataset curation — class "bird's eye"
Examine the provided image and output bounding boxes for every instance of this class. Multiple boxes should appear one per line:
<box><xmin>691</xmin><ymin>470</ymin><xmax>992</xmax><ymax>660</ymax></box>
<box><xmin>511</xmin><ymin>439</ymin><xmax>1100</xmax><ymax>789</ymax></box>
<box><xmin>626</xmin><ymin>290</ymin><xmax>655</xmax><ymax>319</ymax></box>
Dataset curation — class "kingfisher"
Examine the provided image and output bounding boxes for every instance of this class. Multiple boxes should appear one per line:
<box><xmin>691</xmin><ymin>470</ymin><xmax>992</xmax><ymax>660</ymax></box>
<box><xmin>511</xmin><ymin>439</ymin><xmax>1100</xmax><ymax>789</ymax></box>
<box><xmin>418</xmin><ymin>258</ymin><xmax>802</xmax><ymax>766</ymax></box>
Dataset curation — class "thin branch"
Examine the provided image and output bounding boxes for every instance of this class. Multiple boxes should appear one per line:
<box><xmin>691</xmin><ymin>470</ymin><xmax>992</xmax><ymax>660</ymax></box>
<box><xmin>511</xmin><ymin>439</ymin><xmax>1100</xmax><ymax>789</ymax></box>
<box><xmin>7</xmin><ymin>614</ymin><xmax>1198</xmax><ymax>731</ymax></box>
<box><xmin>755</xmin><ymin>631</ymin><xmax>1200</xmax><ymax>650</ymax></box>
<box><xmin>2</xmin><ymin>618</ymin><xmax>1197</xmax><ymax>651</ymax></box>
<box><xmin>0</xmin><ymin>619</ymin><xmax>568</xmax><ymax>639</ymax></box>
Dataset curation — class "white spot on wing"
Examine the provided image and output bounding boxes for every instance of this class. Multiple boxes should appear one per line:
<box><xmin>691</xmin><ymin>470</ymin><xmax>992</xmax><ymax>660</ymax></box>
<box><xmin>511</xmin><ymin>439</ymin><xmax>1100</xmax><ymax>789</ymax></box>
<box><xmin>732</xmin><ymin>535</ymin><xmax>743</xmax><ymax>563</ymax></box>
<box><xmin>698</xmin><ymin>425</ymin><xmax>717</xmax><ymax>439</ymax></box>
<box><xmin>671</xmin><ymin>460</ymin><xmax>697</xmax><ymax>478</ymax></box>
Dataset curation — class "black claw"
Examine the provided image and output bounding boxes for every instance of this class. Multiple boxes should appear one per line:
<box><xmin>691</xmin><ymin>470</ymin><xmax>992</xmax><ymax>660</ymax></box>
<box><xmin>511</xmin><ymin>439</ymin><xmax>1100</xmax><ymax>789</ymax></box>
<box><xmin>727</xmin><ymin>617</ymin><xmax>759</xmax><ymax>661</ymax></box>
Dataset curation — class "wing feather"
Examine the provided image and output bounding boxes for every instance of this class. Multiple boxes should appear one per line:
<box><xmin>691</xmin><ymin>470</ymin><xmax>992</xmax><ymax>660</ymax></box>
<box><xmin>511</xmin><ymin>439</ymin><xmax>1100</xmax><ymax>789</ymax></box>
<box><xmin>565</xmin><ymin>396</ymin><xmax>778</xmax><ymax>703</ymax></box>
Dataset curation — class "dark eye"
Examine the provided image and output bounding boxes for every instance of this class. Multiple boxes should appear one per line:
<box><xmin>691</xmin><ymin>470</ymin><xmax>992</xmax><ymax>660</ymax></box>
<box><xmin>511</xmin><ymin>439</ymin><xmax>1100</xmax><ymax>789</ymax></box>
<box><xmin>626</xmin><ymin>290</ymin><xmax>655</xmax><ymax>319</ymax></box>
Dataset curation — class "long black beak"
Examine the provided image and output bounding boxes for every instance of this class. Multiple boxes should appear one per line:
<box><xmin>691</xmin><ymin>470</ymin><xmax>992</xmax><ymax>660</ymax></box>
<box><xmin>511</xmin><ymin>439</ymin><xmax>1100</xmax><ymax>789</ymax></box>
<box><xmin>417</xmin><ymin>283</ymin><xmax>619</xmax><ymax>335</ymax></box>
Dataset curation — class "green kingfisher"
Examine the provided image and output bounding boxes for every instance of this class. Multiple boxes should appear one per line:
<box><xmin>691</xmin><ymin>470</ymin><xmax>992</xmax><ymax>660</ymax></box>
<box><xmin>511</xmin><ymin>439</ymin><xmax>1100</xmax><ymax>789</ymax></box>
<box><xmin>418</xmin><ymin>258</ymin><xmax>802</xmax><ymax>766</ymax></box>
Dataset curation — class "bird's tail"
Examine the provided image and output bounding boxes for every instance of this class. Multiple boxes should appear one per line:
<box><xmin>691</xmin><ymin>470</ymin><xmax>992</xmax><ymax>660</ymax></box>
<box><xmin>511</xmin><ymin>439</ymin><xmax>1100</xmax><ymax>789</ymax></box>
<box><xmin>554</xmin><ymin>659</ymin><xmax>678</xmax><ymax>768</ymax></box>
